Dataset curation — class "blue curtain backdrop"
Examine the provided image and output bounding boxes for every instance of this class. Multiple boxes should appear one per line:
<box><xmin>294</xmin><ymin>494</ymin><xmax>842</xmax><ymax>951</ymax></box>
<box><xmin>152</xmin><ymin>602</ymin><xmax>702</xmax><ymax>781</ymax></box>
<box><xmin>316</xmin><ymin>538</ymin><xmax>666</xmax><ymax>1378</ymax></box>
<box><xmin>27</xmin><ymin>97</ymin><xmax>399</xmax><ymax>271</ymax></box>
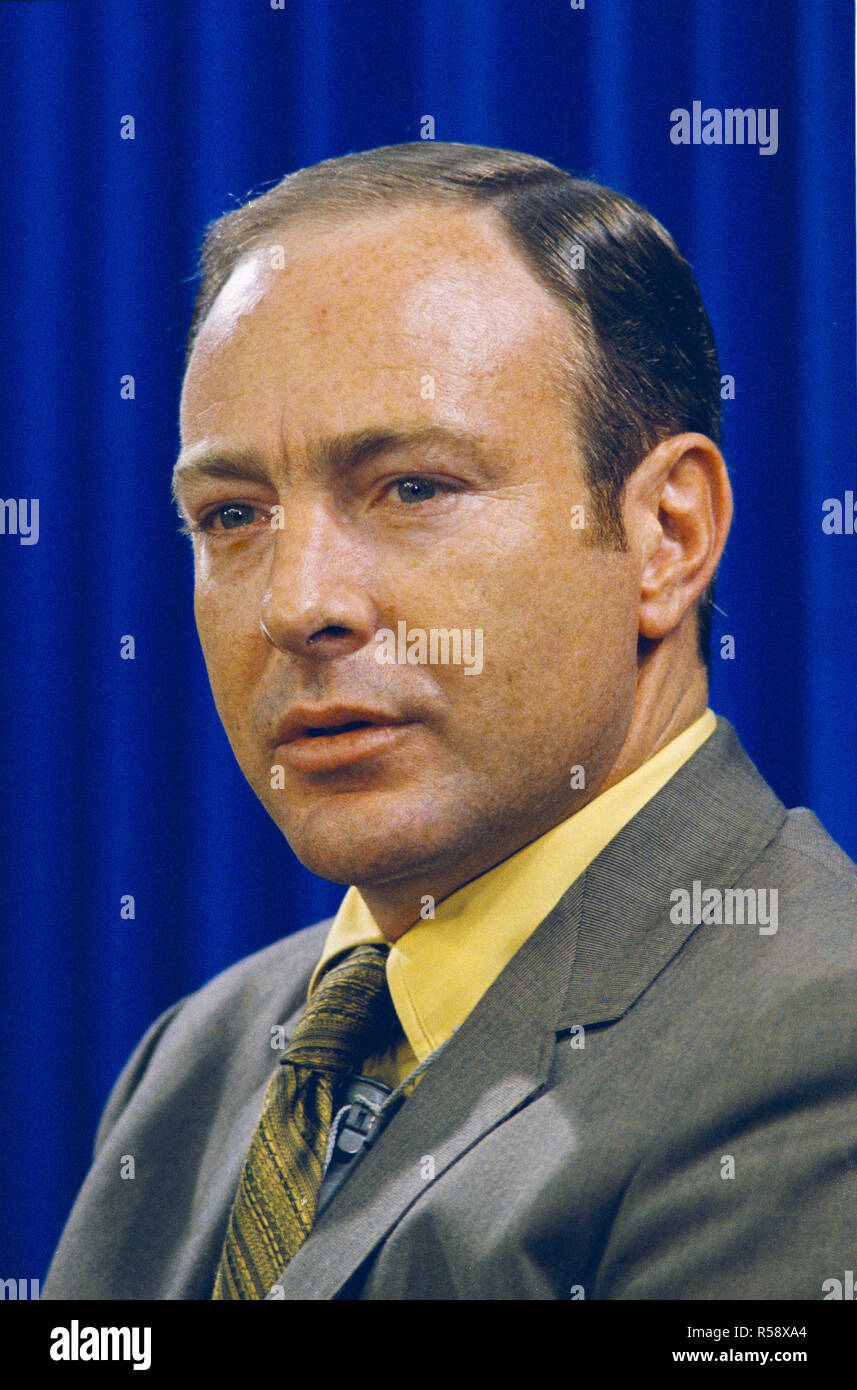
<box><xmin>0</xmin><ymin>0</ymin><xmax>854</xmax><ymax>1283</ymax></box>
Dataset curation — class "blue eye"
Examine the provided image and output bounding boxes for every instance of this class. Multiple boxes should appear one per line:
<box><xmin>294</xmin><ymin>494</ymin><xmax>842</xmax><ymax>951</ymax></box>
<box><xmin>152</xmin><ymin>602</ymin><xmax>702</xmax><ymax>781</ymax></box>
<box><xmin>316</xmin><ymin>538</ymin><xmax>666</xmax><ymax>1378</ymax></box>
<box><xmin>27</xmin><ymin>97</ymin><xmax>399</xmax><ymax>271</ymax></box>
<box><xmin>214</xmin><ymin>504</ymin><xmax>259</xmax><ymax>529</ymax></box>
<box><xmin>396</xmin><ymin>479</ymin><xmax>437</xmax><ymax>504</ymax></box>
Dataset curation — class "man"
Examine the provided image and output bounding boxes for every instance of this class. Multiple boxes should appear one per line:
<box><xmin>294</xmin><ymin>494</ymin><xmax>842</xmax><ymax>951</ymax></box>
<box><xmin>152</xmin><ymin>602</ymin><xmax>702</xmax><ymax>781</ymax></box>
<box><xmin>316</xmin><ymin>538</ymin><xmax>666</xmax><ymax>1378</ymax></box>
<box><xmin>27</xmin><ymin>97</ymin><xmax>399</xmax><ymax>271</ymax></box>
<box><xmin>44</xmin><ymin>144</ymin><xmax>857</xmax><ymax>1301</ymax></box>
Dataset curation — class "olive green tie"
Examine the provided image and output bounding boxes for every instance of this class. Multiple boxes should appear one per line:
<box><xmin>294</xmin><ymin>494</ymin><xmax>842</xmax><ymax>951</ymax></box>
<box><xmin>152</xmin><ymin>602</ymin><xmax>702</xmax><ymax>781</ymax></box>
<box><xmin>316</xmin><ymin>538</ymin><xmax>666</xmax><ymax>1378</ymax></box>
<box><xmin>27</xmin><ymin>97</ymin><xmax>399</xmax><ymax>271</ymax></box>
<box><xmin>212</xmin><ymin>943</ymin><xmax>400</xmax><ymax>1300</ymax></box>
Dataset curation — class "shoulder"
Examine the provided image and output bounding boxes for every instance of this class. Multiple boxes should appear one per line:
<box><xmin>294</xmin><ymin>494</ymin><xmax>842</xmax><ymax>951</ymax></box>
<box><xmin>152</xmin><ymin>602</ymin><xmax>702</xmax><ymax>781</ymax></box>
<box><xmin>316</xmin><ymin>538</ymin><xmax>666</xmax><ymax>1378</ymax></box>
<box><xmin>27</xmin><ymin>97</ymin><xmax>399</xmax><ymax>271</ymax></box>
<box><xmin>777</xmin><ymin>804</ymin><xmax>857</xmax><ymax>894</ymax></box>
<box><xmin>156</xmin><ymin>914</ymin><xmax>332</xmax><ymax>1045</ymax></box>
<box><xmin>655</xmin><ymin>800</ymin><xmax>857</xmax><ymax>1114</ymax></box>
<box><xmin>175</xmin><ymin>916</ymin><xmax>333</xmax><ymax>1028</ymax></box>
<box><xmin>754</xmin><ymin>803</ymin><xmax>857</xmax><ymax>953</ymax></box>
<box><xmin>694</xmin><ymin>800</ymin><xmax>857</xmax><ymax>1014</ymax></box>
<box><xmin>95</xmin><ymin>917</ymin><xmax>332</xmax><ymax>1153</ymax></box>
<box><xmin>690</xmin><ymin>716</ymin><xmax>857</xmax><ymax>942</ymax></box>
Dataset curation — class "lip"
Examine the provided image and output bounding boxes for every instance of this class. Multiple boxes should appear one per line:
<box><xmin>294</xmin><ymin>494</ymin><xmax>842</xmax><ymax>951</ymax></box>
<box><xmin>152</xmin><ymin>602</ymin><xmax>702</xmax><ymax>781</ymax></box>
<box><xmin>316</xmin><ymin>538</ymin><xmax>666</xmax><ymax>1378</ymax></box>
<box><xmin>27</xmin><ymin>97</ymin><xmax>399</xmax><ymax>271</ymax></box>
<box><xmin>273</xmin><ymin>705</ymin><xmax>417</xmax><ymax>772</ymax></box>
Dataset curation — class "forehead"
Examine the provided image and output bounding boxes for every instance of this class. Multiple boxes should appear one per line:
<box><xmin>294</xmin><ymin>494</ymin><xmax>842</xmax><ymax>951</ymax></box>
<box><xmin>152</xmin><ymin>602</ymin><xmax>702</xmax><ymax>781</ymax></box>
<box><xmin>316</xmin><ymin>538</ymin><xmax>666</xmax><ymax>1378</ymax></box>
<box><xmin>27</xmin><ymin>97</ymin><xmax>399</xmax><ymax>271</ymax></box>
<box><xmin>179</xmin><ymin>204</ymin><xmax>578</xmax><ymax>452</ymax></box>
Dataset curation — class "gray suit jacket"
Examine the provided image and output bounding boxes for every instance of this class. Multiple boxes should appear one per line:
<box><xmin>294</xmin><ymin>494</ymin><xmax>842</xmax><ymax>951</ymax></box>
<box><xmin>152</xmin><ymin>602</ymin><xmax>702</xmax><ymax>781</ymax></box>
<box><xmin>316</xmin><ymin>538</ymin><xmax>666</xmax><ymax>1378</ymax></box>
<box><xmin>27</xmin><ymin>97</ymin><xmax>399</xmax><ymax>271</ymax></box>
<box><xmin>42</xmin><ymin>718</ymin><xmax>857</xmax><ymax>1300</ymax></box>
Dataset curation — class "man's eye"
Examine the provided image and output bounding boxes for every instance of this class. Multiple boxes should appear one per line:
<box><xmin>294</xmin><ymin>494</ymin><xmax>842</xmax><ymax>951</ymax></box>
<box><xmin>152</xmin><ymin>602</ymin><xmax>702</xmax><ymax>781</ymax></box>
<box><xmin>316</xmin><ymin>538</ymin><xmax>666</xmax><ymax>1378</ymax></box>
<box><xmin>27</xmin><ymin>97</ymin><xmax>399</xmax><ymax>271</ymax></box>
<box><xmin>204</xmin><ymin>504</ymin><xmax>261</xmax><ymax>531</ymax></box>
<box><xmin>394</xmin><ymin>478</ymin><xmax>438</xmax><ymax>504</ymax></box>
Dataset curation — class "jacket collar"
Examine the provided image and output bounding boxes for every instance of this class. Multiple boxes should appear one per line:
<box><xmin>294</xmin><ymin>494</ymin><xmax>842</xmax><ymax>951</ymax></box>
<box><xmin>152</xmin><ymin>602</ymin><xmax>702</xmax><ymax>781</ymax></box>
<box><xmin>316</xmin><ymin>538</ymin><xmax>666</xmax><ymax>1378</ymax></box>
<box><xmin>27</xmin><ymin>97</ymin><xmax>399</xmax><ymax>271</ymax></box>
<box><xmin>558</xmin><ymin>715</ymin><xmax>787</xmax><ymax>1027</ymax></box>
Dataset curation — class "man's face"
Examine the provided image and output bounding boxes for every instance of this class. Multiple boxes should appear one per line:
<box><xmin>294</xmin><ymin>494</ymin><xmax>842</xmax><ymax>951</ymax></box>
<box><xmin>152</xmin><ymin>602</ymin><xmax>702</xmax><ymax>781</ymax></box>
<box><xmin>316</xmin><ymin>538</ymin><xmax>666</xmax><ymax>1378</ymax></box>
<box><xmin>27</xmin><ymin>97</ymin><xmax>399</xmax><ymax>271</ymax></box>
<box><xmin>176</xmin><ymin>204</ymin><xmax>642</xmax><ymax>902</ymax></box>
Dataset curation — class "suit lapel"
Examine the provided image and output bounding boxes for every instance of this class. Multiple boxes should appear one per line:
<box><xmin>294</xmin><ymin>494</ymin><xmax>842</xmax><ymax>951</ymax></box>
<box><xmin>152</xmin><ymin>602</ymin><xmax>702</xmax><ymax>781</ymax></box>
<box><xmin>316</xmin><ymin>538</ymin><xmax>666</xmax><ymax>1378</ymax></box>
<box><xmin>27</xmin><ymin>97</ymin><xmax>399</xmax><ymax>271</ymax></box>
<box><xmin>275</xmin><ymin>716</ymin><xmax>787</xmax><ymax>1299</ymax></box>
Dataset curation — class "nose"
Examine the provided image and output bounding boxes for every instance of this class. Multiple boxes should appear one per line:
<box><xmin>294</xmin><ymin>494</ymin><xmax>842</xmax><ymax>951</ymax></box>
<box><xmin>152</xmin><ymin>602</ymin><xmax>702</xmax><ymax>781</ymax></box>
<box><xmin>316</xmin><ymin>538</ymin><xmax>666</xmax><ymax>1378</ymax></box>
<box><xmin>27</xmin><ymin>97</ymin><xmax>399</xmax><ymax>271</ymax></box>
<box><xmin>259</xmin><ymin>502</ymin><xmax>377</xmax><ymax>660</ymax></box>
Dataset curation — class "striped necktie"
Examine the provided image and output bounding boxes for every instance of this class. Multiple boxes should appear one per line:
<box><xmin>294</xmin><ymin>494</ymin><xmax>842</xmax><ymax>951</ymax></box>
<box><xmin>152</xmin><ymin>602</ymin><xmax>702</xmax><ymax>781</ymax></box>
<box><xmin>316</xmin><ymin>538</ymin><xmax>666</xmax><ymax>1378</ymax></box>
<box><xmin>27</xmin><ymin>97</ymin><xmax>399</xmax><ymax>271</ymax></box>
<box><xmin>212</xmin><ymin>942</ymin><xmax>401</xmax><ymax>1300</ymax></box>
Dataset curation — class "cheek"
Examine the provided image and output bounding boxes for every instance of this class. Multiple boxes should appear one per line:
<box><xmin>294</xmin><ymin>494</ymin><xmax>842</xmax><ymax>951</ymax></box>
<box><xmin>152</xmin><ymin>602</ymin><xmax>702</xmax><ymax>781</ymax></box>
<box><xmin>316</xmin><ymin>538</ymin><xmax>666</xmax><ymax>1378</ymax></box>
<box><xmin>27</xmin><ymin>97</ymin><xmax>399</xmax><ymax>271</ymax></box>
<box><xmin>193</xmin><ymin>581</ymin><xmax>223</xmax><ymax>669</ymax></box>
<box><xmin>193</xmin><ymin>582</ymin><xmax>260</xmax><ymax>717</ymax></box>
<box><xmin>505</xmin><ymin>556</ymin><xmax>637</xmax><ymax>703</ymax></box>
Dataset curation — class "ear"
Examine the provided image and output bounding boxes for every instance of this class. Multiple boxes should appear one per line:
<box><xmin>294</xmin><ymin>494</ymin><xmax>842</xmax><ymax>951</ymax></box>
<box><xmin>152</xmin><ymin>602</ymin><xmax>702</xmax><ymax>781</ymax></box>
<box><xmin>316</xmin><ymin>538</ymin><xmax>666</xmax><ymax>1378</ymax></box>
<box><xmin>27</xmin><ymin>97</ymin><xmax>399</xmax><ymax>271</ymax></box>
<box><xmin>622</xmin><ymin>433</ymin><xmax>733</xmax><ymax>644</ymax></box>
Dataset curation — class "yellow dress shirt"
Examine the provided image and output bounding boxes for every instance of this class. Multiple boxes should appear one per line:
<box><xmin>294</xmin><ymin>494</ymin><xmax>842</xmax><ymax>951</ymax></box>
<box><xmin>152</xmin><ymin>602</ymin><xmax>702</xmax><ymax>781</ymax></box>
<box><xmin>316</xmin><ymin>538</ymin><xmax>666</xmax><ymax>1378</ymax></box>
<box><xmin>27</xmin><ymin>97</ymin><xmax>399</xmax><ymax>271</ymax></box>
<box><xmin>309</xmin><ymin>708</ymin><xmax>717</xmax><ymax>1089</ymax></box>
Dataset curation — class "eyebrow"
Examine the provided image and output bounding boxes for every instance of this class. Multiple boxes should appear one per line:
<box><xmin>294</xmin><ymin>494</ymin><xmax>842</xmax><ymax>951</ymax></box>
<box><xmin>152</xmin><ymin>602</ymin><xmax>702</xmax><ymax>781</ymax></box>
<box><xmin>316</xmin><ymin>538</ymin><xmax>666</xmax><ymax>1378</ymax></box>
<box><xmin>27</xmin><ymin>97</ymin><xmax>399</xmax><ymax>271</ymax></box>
<box><xmin>171</xmin><ymin>448</ymin><xmax>271</xmax><ymax>503</ymax></box>
<box><xmin>171</xmin><ymin>424</ymin><xmax>493</xmax><ymax>502</ymax></box>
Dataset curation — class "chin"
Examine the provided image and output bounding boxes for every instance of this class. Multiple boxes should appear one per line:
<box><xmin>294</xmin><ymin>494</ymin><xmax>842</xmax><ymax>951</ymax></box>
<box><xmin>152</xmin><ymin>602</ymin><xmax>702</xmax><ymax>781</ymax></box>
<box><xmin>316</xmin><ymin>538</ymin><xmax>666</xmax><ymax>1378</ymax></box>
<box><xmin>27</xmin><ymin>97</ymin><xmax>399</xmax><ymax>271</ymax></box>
<box><xmin>269</xmin><ymin>792</ymin><xmax>462</xmax><ymax>889</ymax></box>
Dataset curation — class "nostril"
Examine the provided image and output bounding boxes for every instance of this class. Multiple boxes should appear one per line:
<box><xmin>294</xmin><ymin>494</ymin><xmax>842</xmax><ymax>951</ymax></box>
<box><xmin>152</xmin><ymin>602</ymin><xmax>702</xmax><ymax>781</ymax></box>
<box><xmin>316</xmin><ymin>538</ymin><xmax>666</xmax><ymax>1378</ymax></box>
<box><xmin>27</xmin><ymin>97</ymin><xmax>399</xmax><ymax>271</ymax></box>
<box><xmin>308</xmin><ymin>625</ymin><xmax>352</xmax><ymax>643</ymax></box>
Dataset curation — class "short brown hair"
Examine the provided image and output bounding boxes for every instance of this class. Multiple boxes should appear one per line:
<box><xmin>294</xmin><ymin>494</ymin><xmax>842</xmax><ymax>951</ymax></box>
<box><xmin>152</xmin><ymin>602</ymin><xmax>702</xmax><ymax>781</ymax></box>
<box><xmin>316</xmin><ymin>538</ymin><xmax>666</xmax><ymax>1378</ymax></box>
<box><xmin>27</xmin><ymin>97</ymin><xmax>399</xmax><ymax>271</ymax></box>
<box><xmin>185</xmin><ymin>143</ymin><xmax>722</xmax><ymax>666</ymax></box>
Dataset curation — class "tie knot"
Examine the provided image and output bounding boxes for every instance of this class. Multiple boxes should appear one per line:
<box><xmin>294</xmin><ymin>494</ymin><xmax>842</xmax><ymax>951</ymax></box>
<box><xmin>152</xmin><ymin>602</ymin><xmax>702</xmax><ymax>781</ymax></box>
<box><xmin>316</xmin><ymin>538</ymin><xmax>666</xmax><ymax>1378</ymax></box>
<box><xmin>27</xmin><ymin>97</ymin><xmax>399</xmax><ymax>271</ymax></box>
<box><xmin>283</xmin><ymin>943</ymin><xmax>400</xmax><ymax>1079</ymax></box>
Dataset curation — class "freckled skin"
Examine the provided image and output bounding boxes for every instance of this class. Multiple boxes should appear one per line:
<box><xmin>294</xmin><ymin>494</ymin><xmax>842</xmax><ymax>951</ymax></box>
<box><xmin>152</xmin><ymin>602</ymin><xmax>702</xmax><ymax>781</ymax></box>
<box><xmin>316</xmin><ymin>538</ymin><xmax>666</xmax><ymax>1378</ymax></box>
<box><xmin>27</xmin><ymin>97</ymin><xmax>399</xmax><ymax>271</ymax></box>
<box><xmin>177</xmin><ymin>204</ymin><xmax>730</xmax><ymax>939</ymax></box>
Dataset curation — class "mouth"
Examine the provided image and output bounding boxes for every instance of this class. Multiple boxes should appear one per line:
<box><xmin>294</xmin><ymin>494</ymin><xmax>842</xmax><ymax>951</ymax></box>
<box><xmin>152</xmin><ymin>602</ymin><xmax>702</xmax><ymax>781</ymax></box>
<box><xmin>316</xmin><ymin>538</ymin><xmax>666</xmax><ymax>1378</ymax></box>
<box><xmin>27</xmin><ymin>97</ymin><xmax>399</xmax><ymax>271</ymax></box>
<box><xmin>274</xmin><ymin>707</ymin><xmax>417</xmax><ymax>772</ymax></box>
<box><xmin>304</xmin><ymin>719</ymin><xmax>378</xmax><ymax>738</ymax></box>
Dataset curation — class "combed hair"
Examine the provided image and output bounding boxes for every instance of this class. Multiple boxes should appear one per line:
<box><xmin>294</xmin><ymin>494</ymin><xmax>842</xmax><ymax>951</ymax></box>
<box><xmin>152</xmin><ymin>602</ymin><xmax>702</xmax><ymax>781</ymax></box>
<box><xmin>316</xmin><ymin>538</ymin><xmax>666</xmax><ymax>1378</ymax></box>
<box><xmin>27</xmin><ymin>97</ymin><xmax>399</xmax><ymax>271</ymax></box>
<box><xmin>186</xmin><ymin>143</ymin><xmax>722</xmax><ymax>666</ymax></box>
